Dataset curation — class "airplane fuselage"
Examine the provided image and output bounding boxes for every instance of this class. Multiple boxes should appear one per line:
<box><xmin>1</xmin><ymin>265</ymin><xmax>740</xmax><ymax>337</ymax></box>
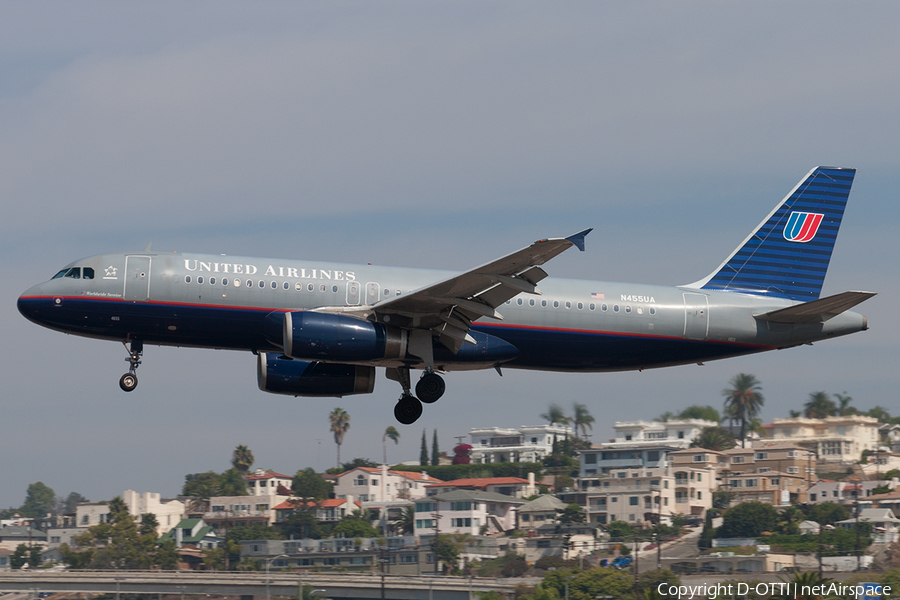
<box><xmin>17</xmin><ymin>250</ymin><xmax>868</xmax><ymax>373</ymax></box>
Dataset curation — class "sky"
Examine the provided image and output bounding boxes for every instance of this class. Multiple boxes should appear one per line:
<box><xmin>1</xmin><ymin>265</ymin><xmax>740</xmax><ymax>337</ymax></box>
<box><xmin>2</xmin><ymin>1</ymin><xmax>899</xmax><ymax>509</ymax></box>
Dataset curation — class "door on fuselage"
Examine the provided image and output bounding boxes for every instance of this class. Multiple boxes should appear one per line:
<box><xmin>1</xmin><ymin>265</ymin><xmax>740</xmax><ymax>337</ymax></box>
<box><xmin>683</xmin><ymin>292</ymin><xmax>709</xmax><ymax>340</ymax></box>
<box><xmin>346</xmin><ymin>281</ymin><xmax>361</xmax><ymax>306</ymax></box>
<box><xmin>366</xmin><ymin>282</ymin><xmax>380</xmax><ymax>306</ymax></box>
<box><xmin>124</xmin><ymin>256</ymin><xmax>151</xmax><ymax>302</ymax></box>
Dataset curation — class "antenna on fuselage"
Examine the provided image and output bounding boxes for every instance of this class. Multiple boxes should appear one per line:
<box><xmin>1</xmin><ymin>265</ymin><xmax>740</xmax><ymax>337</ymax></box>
<box><xmin>142</xmin><ymin>243</ymin><xmax>152</xmax><ymax>252</ymax></box>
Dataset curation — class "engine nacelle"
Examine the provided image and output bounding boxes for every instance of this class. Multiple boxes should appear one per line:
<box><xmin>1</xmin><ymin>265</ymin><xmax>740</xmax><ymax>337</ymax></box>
<box><xmin>257</xmin><ymin>352</ymin><xmax>376</xmax><ymax>397</ymax></box>
<box><xmin>264</xmin><ymin>311</ymin><xmax>406</xmax><ymax>362</ymax></box>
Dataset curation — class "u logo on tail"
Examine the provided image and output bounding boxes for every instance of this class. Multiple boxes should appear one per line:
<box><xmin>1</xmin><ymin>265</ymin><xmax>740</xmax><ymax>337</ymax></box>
<box><xmin>783</xmin><ymin>211</ymin><xmax>824</xmax><ymax>243</ymax></box>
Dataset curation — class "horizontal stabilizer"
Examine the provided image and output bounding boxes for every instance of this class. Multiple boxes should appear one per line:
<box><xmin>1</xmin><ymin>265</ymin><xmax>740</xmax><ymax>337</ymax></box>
<box><xmin>754</xmin><ymin>291</ymin><xmax>876</xmax><ymax>324</ymax></box>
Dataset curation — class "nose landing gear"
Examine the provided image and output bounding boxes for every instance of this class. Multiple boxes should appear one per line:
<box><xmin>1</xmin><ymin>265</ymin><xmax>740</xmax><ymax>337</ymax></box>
<box><xmin>119</xmin><ymin>339</ymin><xmax>143</xmax><ymax>392</ymax></box>
<box><xmin>387</xmin><ymin>367</ymin><xmax>446</xmax><ymax>425</ymax></box>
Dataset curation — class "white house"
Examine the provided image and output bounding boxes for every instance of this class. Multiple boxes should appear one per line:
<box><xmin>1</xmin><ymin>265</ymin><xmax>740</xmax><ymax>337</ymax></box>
<box><xmin>468</xmin><ymin>424</ymin><xmax>573</xmax><ymax>464</ymax></box>
<box><xmin>413</xmin><ymin>490</ymin><xmax>524</xmax><ymax>536</ymax></box>
<box><xmin>761</xmin><ymin>415</ymin><xmax>881</xmax><ymax>463</ymax></box>
<box><xmin>246</xmin><ymin>470</ymin><xmax>293</xmax><ymax>496</ymax></box>
<box><xmin>837</xmin><ymin>508</ymin><xmax>900</xmax><ymax>544</ymax></box>
<box><xmin>332</xmin><ymin>466</ymin><xmax>440</xmax><ymax>502</ymax></box>
<box><xmin>122</xmin><ymin>490</ymin><xmax>185</xmax><ymax>535</ymax></box>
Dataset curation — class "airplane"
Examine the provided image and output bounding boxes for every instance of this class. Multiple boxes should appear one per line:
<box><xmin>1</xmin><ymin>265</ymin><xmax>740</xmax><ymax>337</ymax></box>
<box><xmin>18</xmin><ymin>166</ymin><xmax>874</xmax><ymax>425</ymax></box>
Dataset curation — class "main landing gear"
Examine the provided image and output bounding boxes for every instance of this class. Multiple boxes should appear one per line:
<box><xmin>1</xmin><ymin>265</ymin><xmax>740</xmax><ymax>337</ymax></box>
<box><xmin>387</xmin><ymin>368</ymin><xmax>446</xmax><ymax>425</ymax></box>
<box><xmin>119</xmin><ymin>339</ymin><xmax>143</xmax><ymax>392</ymax></box>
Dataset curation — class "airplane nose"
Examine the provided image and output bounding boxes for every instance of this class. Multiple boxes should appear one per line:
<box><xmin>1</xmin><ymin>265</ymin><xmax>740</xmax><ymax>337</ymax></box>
<box><xmin>17</xmin><ymin>285</ymin><xmax>45</xmax><ymax>322</ymax></box>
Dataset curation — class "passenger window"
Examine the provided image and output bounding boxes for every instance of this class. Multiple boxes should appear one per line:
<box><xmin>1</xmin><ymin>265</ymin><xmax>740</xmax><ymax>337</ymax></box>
<box><xmin>307</xmin><ymin>283</ymin><xmax>314</xmax><ymax>292</ymax></box>
<box><xmin>649</xmin><ymin>307</ymin><xmax>656</xmax><ymax>315</ymax></box>
<box><xmin>529</xmin><ymin>299</ymin><xmax>535</xmax><ymax>306</ymax></box>
<box><xmin>396</xmin><ymin>290</ymin><xmax>401</xmax><ymax>296</ymax></box>
<box><xmin>295</xmin><ymin>282</ymin><xmax>302</xmax><ymax>291</ymax></box>
<box><xmin>637</xmin><ymin>307</ymin><xmax>643</xmax><ymax>315</ymax></box>
<box><xmin>541</xmin><ymin>300</ymin><xmax>547</xmax><ymax>308</ymax></box>
<box><xmin>234</xmin><ymin>278</ymin><xmax>241</xmax><ymax>287</ymax></box>
<box><xmin>246</xmin><ymin>279</ymin><xmax>253</xmax><ymax>288</ymax></box>
<box><xmin>384</xmin><ymin>289</ymin><xmax>390</xmax><ymax>296</ymax></box>
<box><xmin>185</xmin><ymin>275</ymin><xmax>192</xmax><ymax>284</ymax></box>
<box><xmin>64</xmin><ymin>268</ymin><xmax>81</xmax><ymax>279</ymax></box>
<box><xmin>553</xmin><ymin>300</ymin><xmax>559</xmax><ymax>308</ymax></box>
<box><xmin>577</xmin><ymin>302</ymin><xmax>583</xmax><ymax>310</ymax></box>
<box><xmin>601</xmin><ymin>304</ymin><xmax>608</xmax><ymax>311</ymax></box>
<box><xmin>198</xmin><ymin>276</ymin><xmax>204</xmax><ymax>284</ymax></box>
<box><xmin>517</xmin><ymin>298</ymin><xmax>523</xmax><ymax>306</ymax></box>
<box><xmin>283</xmin><ymin>282</ymin><xmax>289</xmax><ymax>290</ymax></box>
<box><xmin>271</xmin><ymin>281</ymin><xmax>277</xmax><ymax>289</ymax></box>
<box><xmin>258</xmin><ymin>280</ymin><xmax>265</xmax><ymax>288</ymax></box>
<box><xmin>319</xmin><ymin>284</ymin><xmax>326</xmax><ymax>292</ymax></box>
<box><xmin>589</xmin><ymin>303</ymin><xmax>595</xmax><ymax>311</ymax></box>
<box><xmin>614</xmin><ymin>305</ymin><xmax>619</xmax><ymax>313</ymax></box>
<box><xmin>209</xmin><ymin>277</ymin><xmax>216</xmax><ymax>285</ymax></box>
<box><xmin>565</xmin><ymin>301</ymin><xmax>571</xmax><ymax>309</ymax></box>
<box><xmin>82</xmin><ymin>268</ymin><xmax>95</xmax><ymax>280</ymax></box>
<box><xmin>222</xmin><ymin>278</ymin><xmax>229</xmax><ymax>286</ymax></box>
<box><xmin>332</xmin><ymin>285</ymin><xmax>338</xmax><ymax>293</ymax></box>
<box><xmin>625</xmin><ymin>306</ymin><xmax>631</xmax><ymax>314</ymax></box>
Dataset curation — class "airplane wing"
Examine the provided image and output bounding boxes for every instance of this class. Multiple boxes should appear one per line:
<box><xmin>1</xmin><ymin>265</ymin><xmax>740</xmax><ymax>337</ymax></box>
<box><xmin>322</xmin><ymin>229</ymin><xmax>591</xmax><ymax>359</ymax></box>
<box><xmin>753</xmin><ymin>291</ymin><xmax>876</xmax><ymax>324</ymax></box>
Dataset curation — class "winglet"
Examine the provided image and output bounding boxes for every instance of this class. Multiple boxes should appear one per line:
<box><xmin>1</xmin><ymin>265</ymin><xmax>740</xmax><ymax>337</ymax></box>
<box><xmin>565</xmin><ymin>228</ymin><xmax>593</xmax><ymax>252</ymax></box>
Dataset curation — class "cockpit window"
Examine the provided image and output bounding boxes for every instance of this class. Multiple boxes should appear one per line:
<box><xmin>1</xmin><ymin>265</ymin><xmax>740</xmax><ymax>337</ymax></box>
<box><xmin>52</xmin><ymin>269</ymin><xmax>69</xmax><ymax>280</ymax></box>
<box><xmin>82</xmin><ymin>267</ymin><xmax>95</xmax><ymax>280</ymax></box>
<box><xmin>64</xmin><ymin>268</ymin><xmax>81</xmax><ymax>279</ymax></box>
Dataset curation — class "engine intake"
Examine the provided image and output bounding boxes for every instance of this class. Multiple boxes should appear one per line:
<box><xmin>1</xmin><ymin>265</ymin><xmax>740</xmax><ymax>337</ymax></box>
<box><xmin>257</xmin><ymin>352</ymin><xmax>376</xmax><ymax>397</ymax></box>
<box><xmin>265</xmin><ymin>311</ymin><xmax>406</xmax><ymax>362</ymax></box>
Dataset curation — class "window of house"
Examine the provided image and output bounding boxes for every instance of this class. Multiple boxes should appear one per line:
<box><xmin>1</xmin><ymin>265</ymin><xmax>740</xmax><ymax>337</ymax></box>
<box><xmin>755</xmin><ymin>452</ymin><xmax>768</xmax><ymax>460</ymax></box>
<box><xmin>678</xmin><ymin>431</ymin><xmax>684</xmax><ymax>439</ymax></box>
<box><xmin>787</xmin><ymin>467</ymin><xmax>799</xmax><ymax>474</ymax></box>
<box><xmin>746</xmin><ymin>479</ymin><xmax>758</xmax><ymax>488</ymax></box>
<box><xmin>732</xmin><ymin>456</ymin><xmax>745</xmax><ymax>464</ymax></box>
<box><xmin>629</xmin><ymin>497</ymin><xmax>638</xmax><ymax>506</ymax></box>
<box><xmin>585</xmin><ymin>454</ymin><xmax>597</xmax><ymax>464</ymax></box>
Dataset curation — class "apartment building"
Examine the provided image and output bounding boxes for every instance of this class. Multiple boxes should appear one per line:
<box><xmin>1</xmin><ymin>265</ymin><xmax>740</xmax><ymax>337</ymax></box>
<box><xmin>246</xmin><ymin>470</ymin><xmax>293</xmax><ymax>496</ymax></box>
<box><xmin>414</xmin><ymin>490</ymin><xmax>523</xmax><ymax>536</ymax></box>
<box><xmin>468</xmin><ymin>424</ymin><xmax>573</xmax><ymax>464</ymax></box>
<box><xmin>723</xmin><ymin>444</ymin><xmax>817</xmax><ymax>482</ymax></box>
<box><xmin>723</xmin><ymin>471</ymin><xmax>808</xmax><ymax>505</ymax></box>
<box><xmin>578</xmin><ymin>419</ymin><xmax>717</xmax><ymax>477</ymax></box>
<box><xmin>761</xmin><ymin>415</ymin><xmax>881</xmax><ymax>463</ymax></box>
<box><xmin>808</xmin><ymin>478</ymin><xmax>898</xmax><ymax>506</ymax></box>
<box><xmin>203</xmin><ymin>493</ymin><xmax>289</xmax><ymax>533</ymax></box>
<box><xmin>425</xmin><ymin>476</ymin><xmax>533</xmax><ymax>498</ymax></box>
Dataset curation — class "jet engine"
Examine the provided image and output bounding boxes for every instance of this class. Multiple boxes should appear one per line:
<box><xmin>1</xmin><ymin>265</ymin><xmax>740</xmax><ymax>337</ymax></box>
<box><xmin>257</xmin><ymin>352</ymin><xmax>376</xmax><ymax>397</ymax></box>
<box><xmin>264</xmin><ymin>311</ymin><xmax>406</xmax><ymax>362</ymax></box>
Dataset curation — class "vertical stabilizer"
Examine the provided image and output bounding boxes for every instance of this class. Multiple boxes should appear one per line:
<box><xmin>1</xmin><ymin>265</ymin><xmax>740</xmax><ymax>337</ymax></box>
<box><xmin>686</xmin><ymin>166</ymin><xmax>855</xmax><ymax>301</ymax></box>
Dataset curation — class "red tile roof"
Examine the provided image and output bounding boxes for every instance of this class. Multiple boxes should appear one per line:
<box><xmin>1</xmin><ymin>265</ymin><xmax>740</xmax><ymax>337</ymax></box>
<box><xmin>425</xmin><ymin>477</ymin><xmax>529</xmax><ymax>488</ymax></box>
<box><xmin>272</xmin><ymin>498</ymin><xmax>362</xmax><ymax>510</ymax></box>
<box><xmin>247</xmin><ymin>471</ymin><xmax>293</xmax><ymax>481</ymax></box>
<box><xmin>338</xmin><ymin>466</ymin><xmax>443</xmax><ymax>483</ymax></box>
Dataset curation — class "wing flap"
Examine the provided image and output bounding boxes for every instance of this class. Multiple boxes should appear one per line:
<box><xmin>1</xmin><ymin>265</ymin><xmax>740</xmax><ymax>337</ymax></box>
<box><xmin>754</xmin><ymin>291</ymin><xmax>876</xmax><ymax>324</ymax></box>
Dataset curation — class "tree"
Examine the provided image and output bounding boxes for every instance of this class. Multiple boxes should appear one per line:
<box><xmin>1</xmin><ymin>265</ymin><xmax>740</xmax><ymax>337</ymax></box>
<box><xmin>431</xmin><ymin>430</ymin><xmax>440</xmax><ymax>466</ymax></box>
<box><xmin>678</xmin><ymin>405</ymin><xmax>721</xmax><ymax>423</ymax></box>
<box><xmin>807</xmin><ymin>501</ymin><xmax>850</xmax><ymax>526</ymax></box>
<box><xmin>392</xmin><ymin>505</ymin><xmax>415</xmax><ymax>536</ymax></box>
<box><xmin>804</xmin><ymin>391</ymin><xmax>837</xmax><ymax>419</ymax></box>
<box><xmin>107</xmin><ymin>495</ymin><xmax>128</xmax><ymax>516</ymax></box>
<box><xmin>557</xmin><ymin>504</ymin><xmax>585</xmax><ymax>525</ymax></box>
<box><xmin>57</xmin><ymin>492</ymin><xmax>88</xmax><ymax>516</ymax></box>
<box><xmin>20</xmin><ymin>482</ymin><xmax>56</xmax><ymax>519</ymax></box>
<box><xmin>835</xmin><ymin>393</ymin><xmax>857</xmax><ymax>416</ymax></box>
<box><xmin>540</xmin><ymin>404</ymin><xmax>570</xmax><ymax>426</ymax></box>
<box><xmin>232</xmin><ymin>445</ymin><xmax>255</xmax><ymax>473</ymax></box>
<box><xmin>452</xmin><ymin>444</ymin><xmax>473</xmax><ymax>465</ymax></box>
<box><xmin>420</xmin><ymin>429</ymin><xmax>429</xmax><ymax>466</ymax></box>
<box><xmin>341</xmin><ymin>457</ymin><xmax>379</xmax><ymax>471</ymax></box>
<box><xmin>690</xmin><ymin>426</ymin><xmax>735</xmax><ymax>451</ymax></box>
<box><xmin>776</xmin><ymin>505</ymin><xmax>804</xmax><ymax>535</ymax></box>
<box><xmin>140</xmin><ymin>513</ymin><xmax>160</xmax><ymax>537</ymax></box>
<box><xmin>11</xmin><ymin>544</ymin><xmax>42</xmax><ymax>569</ymax></box>
<box><xmin>542</xmin><ymin>566</ymin><xmax>634</xmax><ymax>600</ymax></box>
<box><xmin>722</xmin><ymin>373</ymin><xmax>764</xmax><ymax>447</ymax></box>
<box><xmin>333</xmin><ymin>516</ymin><xmax>378</xmax><ymax>538</ymax></box>
<box><xmin>292</xmin><ymin>468</ymin><xmax>332</xmax><ymax>500</ymax></box>
<box><xmin>219</xmin><ymin>468</ymin><xmax>249</xmax><ymax>496</ymax></box>
<box><xmin>572</xmin><ymin>403</ymin><xmax>595</xmax><ymax>440</ymax></box>
<box><xmin>281</xmin><ymin>504</ymin><xmax>327</xmax><ymax>540</ymax></box>
<box><xmin>718</xmin><ymin>501</ymin><xmax>777</xmax><ymax>538</ymax></box>
<box><xmin>329</xmin><ymin>407</ymin><xmax>351</xmax><ymax>468</ymax></box>
<box><xmin>383</xmin><ymin>426</ymin><xmax>400</xmax><ymax>465</ymax></box>
<box><xmin>182</xmin><ymin>471</ymin><xmax>222</xmax><ymax>498</ymax></box>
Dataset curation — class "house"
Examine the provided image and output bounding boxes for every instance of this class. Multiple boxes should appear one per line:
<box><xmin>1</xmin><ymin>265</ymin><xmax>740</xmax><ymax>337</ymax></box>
<box><xmin>272</xmin><ymin>497</ymin><xmax>362</xmax><ymax>524</ymax></box>
<box><xmin>836</xmin><ymin>508</ymin><xmax>900</xmax><ymax>543</ymax></box>
<box><xmin>799</xmin><ymin>520</ymin><xmax>821</xmax><ymax>535</ymax></box>
<box><xmin>0</xmin><ymin>548</ymin><xmax>11</xmax><ymax>571</ymax></box>
<box><xmin>760</xmin><ymin>415</ymin><xmax>881</xmax><ymax>463</ymax></box>
<box><xmin>246</xmin><ymin>470</ymin><xmax>294</xmax><ymax>496</ymax></box>
<box><xmin>425</xmin><ymin>476</ymin><xmax>533</xmax><ymax>498</ymax></box>
<box><xmin>723</xmin><ymin>444</ymin><xmax>817</xmax><ymax>485</ymax></box>
<box><xmin>468</xmin><ymin>424</ymin><xmax>573</xmax><ymax>464</ymax></box>
<box><xmin>203</xmin><ymin>492</ymin><xmax>289</xmax><ymax>534</ymax></box>
<box><xmin>158</xmin><ymin>518</ymin><xmax>223</xmax><ymax>549</ymax></box>
<box><xmin>808</xmin><ymin>478</ymin><xmax>897</xmax><ymax>506</ymax></box>
<box><xmin>724</xmin><ymin>471</ymin><xmax>809</xmax><ymax>505</ymax></box>
<box><xmin>0</xmin><ymin>526</ymin><xmax>47</xmax><ymax>552</ymax></box>
<box><xmin>75</xmin><ymin>502</ymin><xmax>111</xmax><ymax>528</ymax></box>
<box><xmin>577</xmin><ymin>419</ymin><xmax>717</xmax><ymax>478</ymax></box>
<box><xmin>332</xmin><ymin>466</ymin><xmax>441</xmax><ymax>502</ymax></box>
<box><xmin>122</xmin><ymin>490</ymin><xmax>185</xmax><ymax>535</ymax></box>
<box><xmin>414</xmin><ymin>490</ymin><xmax>524</xmax><ymax>536</ymax></box>
<box><xmin>517</xmin><ymin>495</ymin><xmax>567</xmax><ymax>531</ymax></box>
<box><xmin>861</xmin><ymin>452</ymin><xmax>900</xmax><ymax>477</ymax></box>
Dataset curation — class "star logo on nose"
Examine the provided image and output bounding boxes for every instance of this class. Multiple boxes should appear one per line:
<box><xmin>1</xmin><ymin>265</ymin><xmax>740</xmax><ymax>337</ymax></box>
<box><xmin>103</xmin><ymin>266</ymin><xmax>118</xmax><ymax>279</ymax></box>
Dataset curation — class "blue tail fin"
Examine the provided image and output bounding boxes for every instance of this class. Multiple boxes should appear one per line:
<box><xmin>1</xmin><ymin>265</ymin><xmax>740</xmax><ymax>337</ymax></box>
<box><xmin>688</xmin><ymin>166</ymin><xmax>856</xmax><ymax>301</ymax></box>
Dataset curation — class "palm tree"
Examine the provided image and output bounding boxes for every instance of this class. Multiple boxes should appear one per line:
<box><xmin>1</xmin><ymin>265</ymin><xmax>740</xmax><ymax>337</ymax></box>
<box><xmin>329</xmin><ymin>407</ymin><xmax>351</xmax><ymax>468</ymax></box>
<box><xmin>804</xmin><ymin>391</ymin><xmax>837</xmax><ymax>419</ymax></box>
<box><xmin>540</xmin><ymin>404</ymin><xmax>569</xmax><ymax>426</ymax></box>
<box><xmin>231</xmin><ymin>445</ymin><xmax>255</xmax><ymax>473</ymax></box>
<box><xmin>835</xmin><ymin>392</ymin><xmax>856</xmax><ymax>416</ymax></box>
<box><xmin>690</xmin><ymin>426</ymin><xmax>736</xmax><ymax>451</ymax></box>
<box><xmin>219</xmin><ymin>468</ymin><xmax>248</xmax><ymax>496</ymax></box>
<box><xmin>722</xmin><ymin>373</ymin><xmax>764</xmax><ymax>447</ymax></box>
<box><xmin>571</xmin><ymin>403</ymin><xmax>595</xmax><ymax>440</ymax></box>
<box><xmin>392</xmin><ymin>505</ymin><xmax>415</xmax><ymax>536</ymax></box>
<box><xmin>383</xmin><ymin>426</ymin><xmax>400</xmax><ymax>466</ymax></box>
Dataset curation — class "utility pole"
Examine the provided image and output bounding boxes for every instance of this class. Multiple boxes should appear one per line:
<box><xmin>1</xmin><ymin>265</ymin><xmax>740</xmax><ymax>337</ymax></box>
<box><xmin>656</xmin><ymin>482</ymin><xmax>663</xmax><ymax>570</ymax></box>
<box><xmin>856</xmin><ymin>499</ymin><xmax>861</xmax><ymax>572</ymax></box>
<box><xmin>432</xmin><ymin>500</ymin><xmax>441</xmax><ymax>576</ymax></box>
<box><xmin>633</xmin><ymin>532</ymin><xmax>640</xmax><ymax>598</ymax></box>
